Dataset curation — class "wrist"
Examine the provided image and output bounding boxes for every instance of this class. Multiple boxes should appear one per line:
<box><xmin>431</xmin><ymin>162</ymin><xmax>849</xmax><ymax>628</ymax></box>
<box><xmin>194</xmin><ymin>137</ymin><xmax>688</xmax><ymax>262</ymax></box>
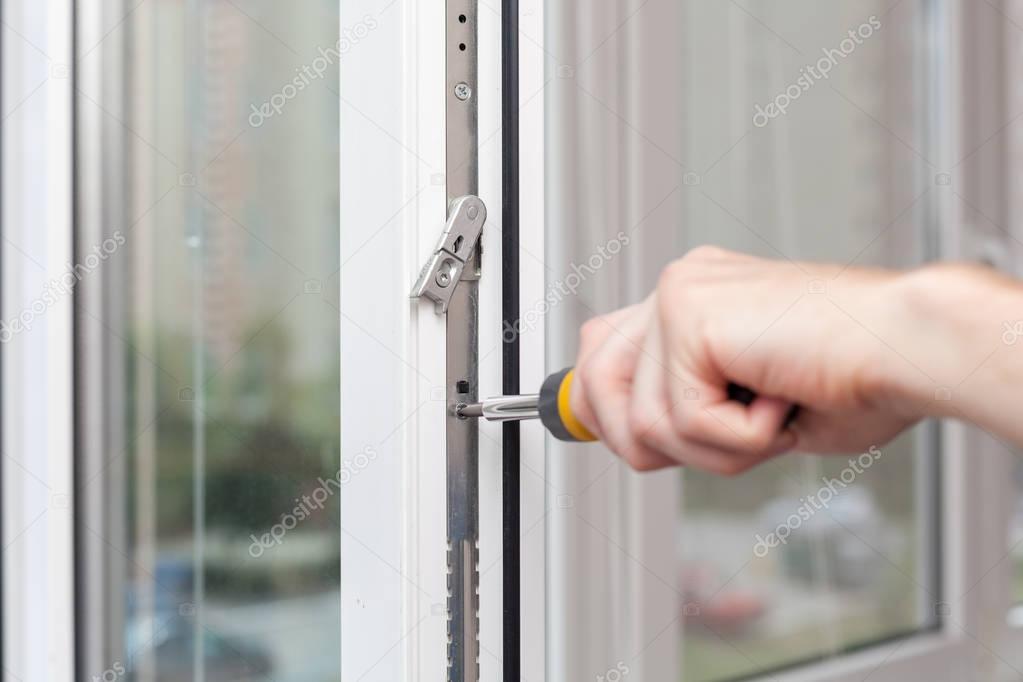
<box><xmin>884</xmin><ymin>262</ymin><xmax>1013</xmax><ymax>418</ymax></box>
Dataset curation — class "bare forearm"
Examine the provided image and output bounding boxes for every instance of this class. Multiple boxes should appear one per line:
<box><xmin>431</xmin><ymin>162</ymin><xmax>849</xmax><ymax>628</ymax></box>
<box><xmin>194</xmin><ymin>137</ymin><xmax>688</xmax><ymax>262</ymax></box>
<box><xmin>888</xmin><ymin>264</ymin><xmax>1023</xmax><ymax>445</ymax></box>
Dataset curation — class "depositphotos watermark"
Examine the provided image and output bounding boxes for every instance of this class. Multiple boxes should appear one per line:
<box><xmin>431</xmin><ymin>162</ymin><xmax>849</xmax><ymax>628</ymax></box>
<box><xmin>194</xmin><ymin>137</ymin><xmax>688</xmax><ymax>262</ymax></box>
<box><xmin>753</xmin><ymin>15</ymin><xmax>881</xmax><ymax>128</ymax></box>
<box><xmin>0</xmin><ymin>231</ymin><xmax>126</xmax><ymax>343</ymax></box>
<box><xmin>249</xmin><ymin>14</ymin><xmax>379</xmax><ymax>127</ymax></box>
<box><xmin>753</xmin><ymin>445</ymin><xmax>882</xmax><ymax>558</ymax></box>
<box><xmin>1003</xmin><ymin>320</ymin><xmax>1023</xmax><ymax>346</ymax></box>
<box><xmin>91</xmin><ymin>661</ymin><xmax>125</xmax><ymax>682</ymax></box>
<box><xmin>596</xmin><ymin>662</ymin><xmax>630</xmax><ymax>682</ymax></box>
<box><xmin>248</xmin><ymin>446</ymin><xmax>377</xmax><ymax>557</ymax></box>
<box><xmin>501</xmin><ymin>231</ymin><xmax>631</xmax><ymax>343</ymax></box>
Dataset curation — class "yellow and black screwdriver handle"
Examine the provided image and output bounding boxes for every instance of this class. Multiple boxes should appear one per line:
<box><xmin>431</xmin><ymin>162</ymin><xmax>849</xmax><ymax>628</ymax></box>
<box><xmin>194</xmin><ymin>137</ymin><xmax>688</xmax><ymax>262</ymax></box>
<box><xmin>537</xmin><ymin>368</ymin><xmax>597</xmax><ymax>442</ymax></box>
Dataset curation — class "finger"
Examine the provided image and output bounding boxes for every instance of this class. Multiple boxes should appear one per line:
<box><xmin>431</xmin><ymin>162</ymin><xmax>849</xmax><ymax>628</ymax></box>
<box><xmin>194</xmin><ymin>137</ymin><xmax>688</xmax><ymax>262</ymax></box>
<box><xmin>592</xmin><ymin>334</ymin><xmax>678</xmax><ymax>472</ymax></box>
<box><xmin>576</xmin><ymin>305</ymin><xmax>640</xmax><ymax>367</ymax></box>
<box><xmin>576</xmin><ymin>302</ymin><xmax>659</xmax><ymax>460</ymax></box>
<box><xmin>676</xmin><ymin>389</ymin><xmax>795</xmax><ymax>455</ymax></box>
<box><xmin>655</xmin><ymin>271</ymin><xmax>794</xmax><ymax>454</ymax></box>
<box><xmin>657</xmin><ymin>309</ymin><xmax>795</xmax><ymax>455</ymax></box>
<box><xmin>620</xmin><ymin>441</ymin><xmax>679</xmax><ymax>472</ymax></box>
<box><xmin>673</xmin><ymin>434</ymin><xmax>795</xmax><ymax>476</ymax></box>
<box><xmin>571</xmin><ymin>304</ymin><xmax>644</xmax><ymax>439</ymax></box>
<box><xmin>627</xmin><ymin>312</ymin><xmax>685</xmax><ymax>462</ymax></box>
<box><xmin>630</xmin><ymin>323</ymin><xmax>794</xmax><ymax>469</ymax></box>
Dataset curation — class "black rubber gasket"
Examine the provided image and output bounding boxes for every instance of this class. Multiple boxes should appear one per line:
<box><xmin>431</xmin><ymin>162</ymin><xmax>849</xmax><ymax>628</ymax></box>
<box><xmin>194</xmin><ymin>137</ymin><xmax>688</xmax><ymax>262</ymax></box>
<box><xmin>501</xmin><ymin>0</ymin><xmax>521</xmax><ymax>676</ymax></box>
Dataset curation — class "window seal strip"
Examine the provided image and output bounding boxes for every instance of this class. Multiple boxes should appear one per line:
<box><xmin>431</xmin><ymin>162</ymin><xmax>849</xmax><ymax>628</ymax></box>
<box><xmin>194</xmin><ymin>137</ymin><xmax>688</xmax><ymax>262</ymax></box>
<box><xmin>501</xmin><ymin>0</ymin><xmax>521</xmax><ymax>677</ymax></box>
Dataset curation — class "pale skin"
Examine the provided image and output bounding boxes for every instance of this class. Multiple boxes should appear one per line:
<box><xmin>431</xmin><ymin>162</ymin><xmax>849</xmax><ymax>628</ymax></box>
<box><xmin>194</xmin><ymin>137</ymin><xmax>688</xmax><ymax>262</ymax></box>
<box><xmin>569</xmin><ymin>246</ymin><xmax>1023</xmax><ymax>475</ymax></box>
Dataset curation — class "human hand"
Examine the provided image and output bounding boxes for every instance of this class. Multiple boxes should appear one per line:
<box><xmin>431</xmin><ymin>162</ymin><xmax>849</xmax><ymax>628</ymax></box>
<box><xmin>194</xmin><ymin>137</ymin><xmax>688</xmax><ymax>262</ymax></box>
<box><xmin>568</xmin><ymin>246</ymin><xmax>927</xmax><ymax>474</ymax></box>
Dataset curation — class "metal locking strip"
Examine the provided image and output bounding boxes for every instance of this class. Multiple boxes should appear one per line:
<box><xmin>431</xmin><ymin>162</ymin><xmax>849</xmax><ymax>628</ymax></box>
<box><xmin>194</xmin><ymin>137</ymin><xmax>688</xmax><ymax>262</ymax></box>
<box><xmin>442</xmin><ymin>0</ymin><xmax>481</xmax><ymax>674</ymax></box>
<box><xmin>442</xmin><ymin>0</ymin><xmax>481</xmax><ymax>668</ymax></box>
<box><xmin>408</xmin><ymin>2</ymin><xmax>483</xmax><ymax>680</ymax></box>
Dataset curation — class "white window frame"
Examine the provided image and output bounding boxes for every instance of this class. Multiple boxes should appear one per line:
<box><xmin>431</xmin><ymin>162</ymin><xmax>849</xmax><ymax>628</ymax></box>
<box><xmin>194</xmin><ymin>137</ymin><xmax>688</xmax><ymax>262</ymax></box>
<box><xmin>981</xmin><ymin>0</ymin><xmax>1023</xmax><ymax>672</ymax></box>
<box><xmin>338</xmin><ymin>0</ymin><xmax>548</xmax><ymax>679</ymax></box>
<box><xmin>2</xmin><ymin>0</ymin><xmax>76</xmax><ymax>678</ymax></box>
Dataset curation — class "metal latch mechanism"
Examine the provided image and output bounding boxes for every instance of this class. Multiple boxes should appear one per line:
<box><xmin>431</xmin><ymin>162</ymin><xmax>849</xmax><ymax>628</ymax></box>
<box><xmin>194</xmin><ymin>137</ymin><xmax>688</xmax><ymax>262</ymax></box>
<box><xmin>411</xmin><ymin>195</ymin><xmax>486</xmax><ymax>314</ymax></box>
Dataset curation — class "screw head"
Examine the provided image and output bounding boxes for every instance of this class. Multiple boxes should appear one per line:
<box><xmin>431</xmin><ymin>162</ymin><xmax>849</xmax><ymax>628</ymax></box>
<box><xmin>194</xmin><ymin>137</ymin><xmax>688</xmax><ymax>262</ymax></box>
<box><xmin>435</xmin><ymin>259</ymin><xmax>457</xmax><ymax>288</ymax></box>
<box><xmin>454</xmin><ymin>82</ymin><xmax>472</xmax><ymax>101</ymax></box>
<box><xmin>466</xmin><ymin>205</ymin><xmax>479</xmax><ymax>220</ymax></box>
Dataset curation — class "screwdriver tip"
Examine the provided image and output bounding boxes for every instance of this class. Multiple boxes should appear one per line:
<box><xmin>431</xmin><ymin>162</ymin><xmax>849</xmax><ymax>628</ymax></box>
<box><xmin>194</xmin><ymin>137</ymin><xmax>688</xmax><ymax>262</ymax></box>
<box><xmin>456</xmin><ymin>402</ymin><xmax>483</xmax><ymax>418</ymax></box>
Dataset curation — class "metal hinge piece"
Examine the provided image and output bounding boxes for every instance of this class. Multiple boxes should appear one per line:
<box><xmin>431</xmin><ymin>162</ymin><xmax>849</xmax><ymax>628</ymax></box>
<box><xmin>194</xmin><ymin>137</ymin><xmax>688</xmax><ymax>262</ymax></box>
<box><xmin>410</xmin><ymin>195</ymin><xmax>486</xmax><ymax>314</ymax></box>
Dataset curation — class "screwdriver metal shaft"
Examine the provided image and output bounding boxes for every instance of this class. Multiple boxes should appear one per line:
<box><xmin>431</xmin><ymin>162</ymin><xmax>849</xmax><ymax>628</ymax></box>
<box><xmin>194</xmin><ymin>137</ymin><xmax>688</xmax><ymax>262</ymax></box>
<box><xmin>456</xmin><ymin>368</ymin><xmax>597</xmax><ymax>441</ymax></box>
<box><xmin>457</xmin><ymin>394</ymin><xmax>540</xmax><ymax>421</ymax></box>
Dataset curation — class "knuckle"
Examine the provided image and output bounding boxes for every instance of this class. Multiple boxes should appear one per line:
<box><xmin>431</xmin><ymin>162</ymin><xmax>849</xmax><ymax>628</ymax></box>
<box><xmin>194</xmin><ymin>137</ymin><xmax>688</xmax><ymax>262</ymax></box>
<box><xmin>623</xmin><ymin>448</ymin><xmax>663</xmax><ymax>472</ymax></box>
<box><xmin>659</xmin><ymin>245</ymin><xmax>732</xmax><ymax>296</ymax></box>
<box><xmin>657</xmin><ymin>259</ymin><xmax>686</xmax><ymax>294</ymax></box>
<box><xmin>632</xmin><ymin>458</ymin><xmax>663</xmax><ymax>473</ymax></box>
<box><xmin>579</xmin><ymin>317</ymin><xmax>604</xmax><ymax>347</ymax></box>
<box><xmin>689</xmin><ymin>409</ymin><xmax>744</xmax><ymax>451</ymax></box>
<box><xmin>578</xmin><ymin>356</ymin><xmax>606</xmax><ymax>391</ymax></box>
<box><xmin>669</xmin><ymin>404</ymin><xmax>697</xmax><ymax>439</ymax></box>
<box><xmin>627</xmin><ymin>403</ymin><xmax>661</xmax><ymax>440</ymax></box>
<box><xmin>692</xmin><ymin>449</ymin><xmax>749</xmax><ymax>477</ymax></box>
<box><xmin>620</xmin><ymin>448</ymin><xmax>642</xmax><ymax>469</ymax></box>
<box><xmin>657</xmin><ymin>265</ymin><xmax>701</xmax><ymax>322</ymax></box>
<box><xmin>713</xmin><ymin>458</ymin><xmax>747</xmax><ymax>477</ymax></box>
<box><xmin>746</xmin><ymin>428</ymin><xmax>776</xmax><ymax>453</ymax></box>
<box><xmin>634</xmin><ymin>433</ymin><xmax>661</xmax><ymax>454</ymax></box>
<box><xmin>684</xmin><ymin>244</ymin><xmax>727</xmax><ymax>262</ymax></box>
<box><xmin>631</xmin><ymin>412</ymin><xmax>673</xmax><ymax>455</ymax></box>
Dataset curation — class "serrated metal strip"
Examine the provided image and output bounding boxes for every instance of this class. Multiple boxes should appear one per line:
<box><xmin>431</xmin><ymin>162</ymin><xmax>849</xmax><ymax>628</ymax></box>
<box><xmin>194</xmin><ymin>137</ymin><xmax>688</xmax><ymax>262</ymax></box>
<box><xmin>445</xmin><ymin>0</ymin><xmax>480</xmax><ymax>680</ymax></box>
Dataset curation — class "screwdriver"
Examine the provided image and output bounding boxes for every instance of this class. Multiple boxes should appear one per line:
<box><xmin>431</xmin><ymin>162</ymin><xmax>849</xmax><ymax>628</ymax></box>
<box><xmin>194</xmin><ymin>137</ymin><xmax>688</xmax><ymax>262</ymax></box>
<box><xmin>456</xmin><ymin>368</ymin><xmax>767</xmax><ymax>442</ymax></box>
<box><xmin>457</xmin><ymin>367</ymin><xmax>596</xmax><ymax>441</ymax></box>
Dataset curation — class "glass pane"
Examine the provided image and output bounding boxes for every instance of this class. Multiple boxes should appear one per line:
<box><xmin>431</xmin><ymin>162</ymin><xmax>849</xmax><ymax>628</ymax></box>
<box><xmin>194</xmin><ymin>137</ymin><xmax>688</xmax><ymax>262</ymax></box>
<box><xmin>677</xmin><ymin>2</ymin><xmax>939</xmax><ymax>680</ymax></box>
<box><xmin>80</xmin><ymin>1</ymin><xmax>340</xmax><ymax>679</ymax></box>
<box><xmin>543</xmin><ymin>0</ymin><xmax>942</xmax><ymax>678</ymax></box>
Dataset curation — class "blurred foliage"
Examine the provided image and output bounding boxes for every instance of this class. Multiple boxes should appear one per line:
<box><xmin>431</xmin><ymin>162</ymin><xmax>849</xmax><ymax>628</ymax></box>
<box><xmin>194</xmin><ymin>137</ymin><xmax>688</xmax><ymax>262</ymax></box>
<box><xmin>123</xmin><ymin>316</ymin><xmax>341</xmax><ymax>596</ymax></box>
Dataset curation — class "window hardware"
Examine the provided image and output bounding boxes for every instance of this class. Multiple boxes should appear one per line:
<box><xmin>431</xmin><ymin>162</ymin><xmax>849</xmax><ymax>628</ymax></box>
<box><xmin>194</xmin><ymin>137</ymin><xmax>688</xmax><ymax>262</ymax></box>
<box><xmin>410</xmin><ymin>195</ymin><xmax>487</xmax><ymax>314</ymax></box>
